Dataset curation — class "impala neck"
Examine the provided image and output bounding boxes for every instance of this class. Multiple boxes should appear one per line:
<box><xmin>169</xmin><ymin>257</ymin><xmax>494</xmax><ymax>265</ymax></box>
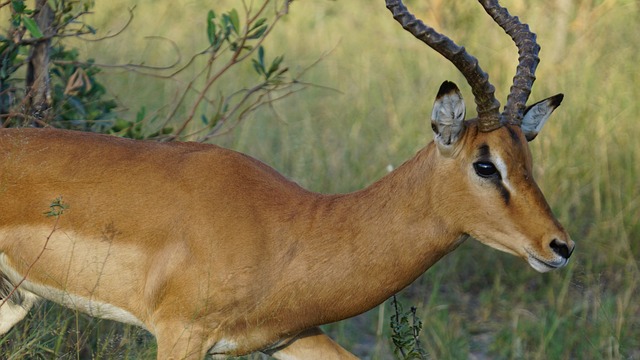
<box><xmin>277</xmin><ymin>142</ymin><xmax>466</xmax><ymax>328</ymax></box>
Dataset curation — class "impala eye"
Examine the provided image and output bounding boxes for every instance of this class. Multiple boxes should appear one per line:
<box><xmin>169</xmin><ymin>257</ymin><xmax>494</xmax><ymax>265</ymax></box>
<box><xmin>473</xmin><ymin>161</ymin><xmax>500</xmax><ymax>179</ymax></box>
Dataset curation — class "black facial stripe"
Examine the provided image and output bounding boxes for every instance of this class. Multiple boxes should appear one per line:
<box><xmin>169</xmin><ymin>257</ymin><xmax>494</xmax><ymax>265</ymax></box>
<box><xmin>478</xmin><ymin>143</ymin><xmax>490</xmax><ymax>159</ymax></box>
<box><xmin>496</xmin><ymin>182</ymin><xmax>510</xmax><ymax>205</ymax></box>
<box><xmin>476</xmin><ymin>143</ymin><xmax>510</xmax><ymax>205</ymax></box>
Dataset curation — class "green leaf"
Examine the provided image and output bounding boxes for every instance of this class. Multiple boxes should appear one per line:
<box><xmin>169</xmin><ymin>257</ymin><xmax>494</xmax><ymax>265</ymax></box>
<box><xmin>12</xmin><ymin>0</ymin><xmax>26</xmax><ymax>14</ymax></box>
<box><xmin>135</xmin><ymin>106</ymin><xmax>146</xmax><ymax>123</ymax></box>
<box><xmin>250</xmin><ymin>18</ymin><xmax>267</xmax><ymax>31</ymax></box>
<box><xmin>112</xmin><ymin>118</ymin><xmax>131</xmax><ymax>132</ymax></box>
<box><xmin>228</xmin><ymin>9</ymin><xmax>240</xmax><ymax>34</ymax></box>
<box><xmin>267</xmin><ymin>55</ymin><xmax>284</xmax><ymax>78</ymax></box>
<box><xmin>22</xmin><ymin>16</ymin><xmax>43</xmax><ymax>38</ymax></box>
<box><xmin>200</xmin><ymin>114</ymin><xmax>209</xmax><ymax>125</ymax></box>
<box><xmin>210</xmin><ymin>112</ymin><xmax>221</xmax><ymax>127</ymax></box>
<box><xmin>212</xmin><ymin>37</ymin><xmax>223</xmax><ymax>52</ymax></box>
<box><xmin>68</xmin><ymin>96</ymin><xmax>87</xmax><ymax>117</ymax></box>
<box><xmin>247</xmin><ymin>25</ymin><xmax>267</xmax><ymax>40</ymax></box>
<box><xmin>258</xmin><ymin>46</ymin><xmax>265</xmax><ymax>67</ymax></box>
<box><xmin>207</xmin><ymin>10</ymin><xmax>217</xmax><ymax>46</ymax></box>
<box><xmin>221</xmin><ymin>14</ymin><xmax>233</xmax><ymax>39</ymax></box>
<box><xmin>252</xmin><ymin>59</ymin><xmax>264</xmax><ymax>76</ymax></box>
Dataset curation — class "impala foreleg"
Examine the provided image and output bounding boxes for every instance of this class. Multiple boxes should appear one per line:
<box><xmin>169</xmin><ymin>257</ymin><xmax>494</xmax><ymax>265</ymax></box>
<box><xmin>265</xmin><ymin>327</ymin><xmax>358</xmax><ymax>360</ymax></box>
<box><xmin>154</xmin><ymin>320</ymin><xmax>218</xmax><ymax>360</ymax></box>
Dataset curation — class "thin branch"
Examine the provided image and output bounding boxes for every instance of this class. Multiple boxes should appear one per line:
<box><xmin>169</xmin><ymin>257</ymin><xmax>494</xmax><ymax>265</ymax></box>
<box><xmin>200</xmin><ymin>84</ymin><xmax>305</xmax><ymax>141</ymax></box>
<box><xmin>17</xmin><ymin>10</ymin><xmax>95</xmax><ymax>46</ymax></box>
<box><xmin>77</xmin><ymin>6</ymin><xmax>136</xmax><ymax>42</ymax></box>
<box><xmin>0</xmin><ymin>215</ymin><xmax>60</xmax><ymax>310</ymax></box>
<box><xmin>52</xmin><ymin>36</ymin><xmax>181</xmax><ymax>72</ymax></box>
<box><xmin>13</xmin><ymin>30</ymin><xmax>88</xmax><ymax>46</ymax></box>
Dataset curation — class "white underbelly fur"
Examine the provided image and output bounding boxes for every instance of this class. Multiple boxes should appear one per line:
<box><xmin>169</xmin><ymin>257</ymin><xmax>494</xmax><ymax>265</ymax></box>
<box><xmin>0</xmin><ymin>253</ymin><xmax>146</xmax><ymax>329</ymax></box>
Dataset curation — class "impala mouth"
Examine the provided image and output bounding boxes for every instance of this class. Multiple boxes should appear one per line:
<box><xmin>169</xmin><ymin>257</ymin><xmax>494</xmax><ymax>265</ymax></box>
<box><xmin>526</xmin><ymin>250</ymin><xmax>568</xmax><ymax>273</ymax></box>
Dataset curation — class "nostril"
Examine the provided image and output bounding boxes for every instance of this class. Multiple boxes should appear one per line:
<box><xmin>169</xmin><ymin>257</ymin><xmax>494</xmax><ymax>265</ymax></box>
<box><xmin>550</xmin><ymin>239</ymin><xmax>571</xmax><ymax>259</ymax></box>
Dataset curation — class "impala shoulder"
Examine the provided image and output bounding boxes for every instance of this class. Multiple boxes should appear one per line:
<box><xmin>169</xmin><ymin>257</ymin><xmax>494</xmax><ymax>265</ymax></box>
<box><xmin>207</xmin><ymin>148</ymin><xmax>307</xmax><ymax>194</ymax></box>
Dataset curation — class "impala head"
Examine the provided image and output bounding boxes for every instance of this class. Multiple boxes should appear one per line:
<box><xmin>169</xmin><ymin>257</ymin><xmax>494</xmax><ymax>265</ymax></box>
<box><xmin>386</xmin><ymin>0</ymin><xmax>574</xmax><ymax>272</ymax></box>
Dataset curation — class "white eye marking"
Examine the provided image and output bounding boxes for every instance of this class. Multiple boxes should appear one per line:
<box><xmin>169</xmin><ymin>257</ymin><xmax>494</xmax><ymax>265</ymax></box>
<box><xmin>493</xmin><ymin>155</ymin><xmax>513</xmax><ymax>193</ymax></box>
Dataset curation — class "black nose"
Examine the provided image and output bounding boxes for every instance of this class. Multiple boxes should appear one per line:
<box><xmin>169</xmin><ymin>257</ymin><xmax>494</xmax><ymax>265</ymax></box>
<box><xmin>550</xmin><ymin>239</ymin><xmax>572</xmax><ymax>259</ymax></box>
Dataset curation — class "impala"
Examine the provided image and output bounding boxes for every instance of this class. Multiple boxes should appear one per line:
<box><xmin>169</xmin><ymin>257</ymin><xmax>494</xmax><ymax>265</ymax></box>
<box><xmin>0</xmin><ymin>0</ymin><xmax>574</xmax><ymax>359</ymax></box>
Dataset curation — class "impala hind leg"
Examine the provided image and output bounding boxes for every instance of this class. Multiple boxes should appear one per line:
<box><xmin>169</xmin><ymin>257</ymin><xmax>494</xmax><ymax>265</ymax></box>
<box><xmin>265</xmin><ymin>327</ymin><xmax>358</xmax><ymax>360</ymax></box>
<box><xmin>0</xmin><ymin>277</ymin><xmax>40</xmax><ymax>335</ymax></box>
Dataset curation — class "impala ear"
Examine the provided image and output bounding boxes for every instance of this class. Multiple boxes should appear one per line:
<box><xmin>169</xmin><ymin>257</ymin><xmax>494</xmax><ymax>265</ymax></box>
<box><xmin>431</xmin><ymin>81</ymin><xmax>466</xmax><ymax>155</ymax></box>
<box><xmin>521</xmin><ymin>94</ymin><xmax>564</xmax><ymax>141</ymax></box>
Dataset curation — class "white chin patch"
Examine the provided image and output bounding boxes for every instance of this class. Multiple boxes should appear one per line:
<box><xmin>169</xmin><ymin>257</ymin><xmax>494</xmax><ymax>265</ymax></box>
<box><xmin>527</xmin><ymin>255</ymin><xmax>557</xmax><ymax>273</ymax></box>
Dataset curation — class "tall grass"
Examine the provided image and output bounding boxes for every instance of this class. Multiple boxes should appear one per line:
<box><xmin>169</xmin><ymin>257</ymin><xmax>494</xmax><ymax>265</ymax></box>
<box><xmin>3</xmin><ymin>0</ymin><xmax>639</xmax><ymax>358</ymax></box>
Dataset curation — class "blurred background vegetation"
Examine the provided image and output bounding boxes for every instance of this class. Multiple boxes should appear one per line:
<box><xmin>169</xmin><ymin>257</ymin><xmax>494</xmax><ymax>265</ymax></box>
<box><xmin>1</xmin><ymin>0</ymin><xmax>638</xmax><ymax>358</ymax></box>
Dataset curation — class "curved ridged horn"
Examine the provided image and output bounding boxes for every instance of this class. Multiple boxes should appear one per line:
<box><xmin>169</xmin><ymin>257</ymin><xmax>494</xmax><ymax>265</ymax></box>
<box><xmin>479</xmin><ymin>0</ymin><xmax>540</xmax><ymax>125</ymax></box>
<box><xmin>385</xmin><ymin>0</ymin><xmax>501</xmax><ymax>132</ymax></box>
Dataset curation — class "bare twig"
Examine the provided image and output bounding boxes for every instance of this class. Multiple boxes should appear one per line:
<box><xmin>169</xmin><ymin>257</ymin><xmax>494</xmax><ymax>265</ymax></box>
<box><xmin>77</xmin><ymin>6</ymin><xmax>136</xmax><ymax>42</ymax></box>
<box><xmin>0</xmin><ymin>214</ymin><xmax>61</xmax><ymax>310</ymax></box>
<box><xmin>52</xmin><ymin>36</ymin><xmax>182</xmax><ymax>72</ymax></box>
